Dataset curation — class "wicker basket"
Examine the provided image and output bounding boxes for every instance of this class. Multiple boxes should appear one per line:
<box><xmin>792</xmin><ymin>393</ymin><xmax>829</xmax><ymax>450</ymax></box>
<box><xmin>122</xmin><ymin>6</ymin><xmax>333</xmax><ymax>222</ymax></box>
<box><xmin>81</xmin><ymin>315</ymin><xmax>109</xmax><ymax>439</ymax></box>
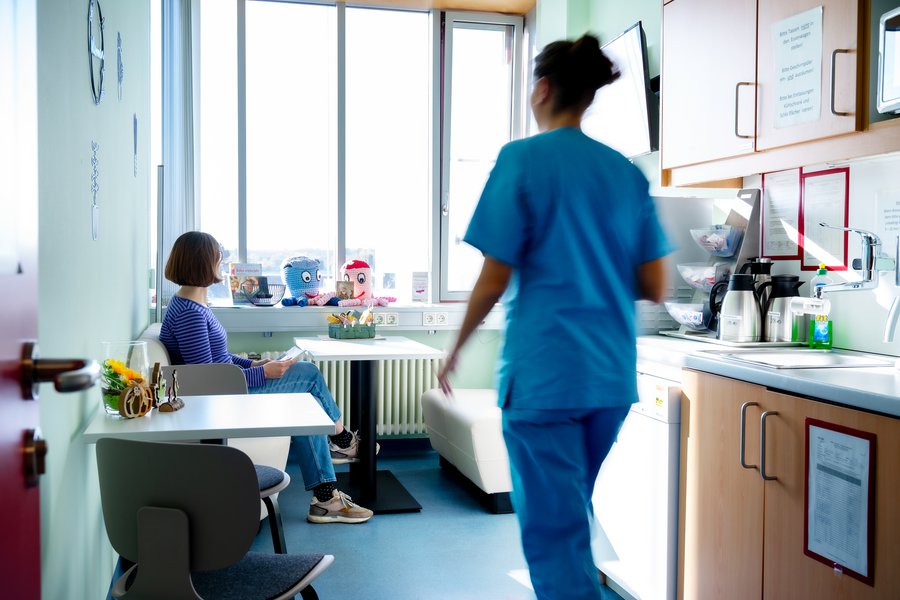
<box><xmin>242</xmin><ymin>283</ymin><xmax>286</xmax><ymax>307</ymax></box>
<box><xmin>328</xmin><ymin>324</ymin><xmax>376</xmax><ymax>339</ymax></box>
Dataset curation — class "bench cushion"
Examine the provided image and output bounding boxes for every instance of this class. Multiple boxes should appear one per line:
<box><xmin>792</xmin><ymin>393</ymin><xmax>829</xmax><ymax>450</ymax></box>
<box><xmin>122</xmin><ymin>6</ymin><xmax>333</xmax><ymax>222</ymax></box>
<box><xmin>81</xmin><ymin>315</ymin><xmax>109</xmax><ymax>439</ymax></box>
<box><xmin>422</xmin><ymin>388</ymin><xmax>511</xmax><ymax>495</ymax></box>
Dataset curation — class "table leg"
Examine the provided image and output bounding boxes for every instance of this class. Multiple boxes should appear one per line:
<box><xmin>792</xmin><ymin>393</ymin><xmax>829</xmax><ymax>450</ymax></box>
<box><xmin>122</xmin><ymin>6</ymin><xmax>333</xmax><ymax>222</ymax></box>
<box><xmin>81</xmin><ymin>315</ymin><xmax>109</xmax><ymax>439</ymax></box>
<box><xmin>336</xmin><ymin>359</ymin><xmax>421</xmax><ymax>514</ymax></box>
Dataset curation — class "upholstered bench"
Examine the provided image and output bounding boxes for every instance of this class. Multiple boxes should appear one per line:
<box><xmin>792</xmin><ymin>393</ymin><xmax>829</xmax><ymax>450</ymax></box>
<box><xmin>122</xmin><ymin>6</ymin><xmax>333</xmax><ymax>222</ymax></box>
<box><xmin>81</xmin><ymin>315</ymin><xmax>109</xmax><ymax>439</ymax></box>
<box><xmin>421</xmin><ymin>388</ymin><xmax>513</xmax><ymax>513</ymax></box>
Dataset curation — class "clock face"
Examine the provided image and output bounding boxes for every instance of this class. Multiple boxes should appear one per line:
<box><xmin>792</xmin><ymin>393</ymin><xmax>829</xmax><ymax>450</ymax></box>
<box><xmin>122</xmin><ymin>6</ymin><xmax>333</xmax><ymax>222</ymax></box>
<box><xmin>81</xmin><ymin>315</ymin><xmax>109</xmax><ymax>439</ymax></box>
<box><xmin>88</xmin><ymin>0</ymin><xmax>105</xmax><ymax>105</ymax></box>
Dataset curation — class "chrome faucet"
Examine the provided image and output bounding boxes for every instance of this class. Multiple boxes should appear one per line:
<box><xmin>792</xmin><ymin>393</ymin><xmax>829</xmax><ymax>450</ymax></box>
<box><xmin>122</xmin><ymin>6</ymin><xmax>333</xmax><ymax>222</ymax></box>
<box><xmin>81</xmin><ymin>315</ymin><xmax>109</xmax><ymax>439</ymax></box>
<box><xmin>818</xmin><ymin>223</ymin><xmax>895</xmax><ymax>292</ymax></box>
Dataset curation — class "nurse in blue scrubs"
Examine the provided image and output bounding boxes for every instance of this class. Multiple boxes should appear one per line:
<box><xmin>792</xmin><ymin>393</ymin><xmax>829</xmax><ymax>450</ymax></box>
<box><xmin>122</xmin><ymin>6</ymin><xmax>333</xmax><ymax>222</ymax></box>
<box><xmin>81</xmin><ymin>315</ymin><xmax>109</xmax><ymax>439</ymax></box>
<box><xmin>438</xmin><ymin>34</ymin><xmax>671</xmax><ymax>600</ymax></box>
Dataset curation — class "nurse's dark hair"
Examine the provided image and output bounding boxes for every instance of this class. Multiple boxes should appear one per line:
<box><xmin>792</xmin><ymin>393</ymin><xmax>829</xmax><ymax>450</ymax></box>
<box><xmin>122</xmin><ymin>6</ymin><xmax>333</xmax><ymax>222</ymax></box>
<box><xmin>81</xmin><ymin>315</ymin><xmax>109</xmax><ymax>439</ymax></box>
<box><xmin>164</xmin><ymin>231</ymin><xmax>223</xmax><ymax>287</ymax></box>
<box><xmin>533</xmin><ymin>34</ymin><xmax>619</xmax><ymax>114</ymax></box>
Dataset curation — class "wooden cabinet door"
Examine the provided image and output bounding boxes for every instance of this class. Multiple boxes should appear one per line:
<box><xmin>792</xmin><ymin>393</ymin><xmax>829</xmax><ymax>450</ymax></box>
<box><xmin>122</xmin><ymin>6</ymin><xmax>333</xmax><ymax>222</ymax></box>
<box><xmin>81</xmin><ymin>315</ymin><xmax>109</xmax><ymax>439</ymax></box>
<box><xmin>661</xmin><ymin>0</ymin><xmax>757</xmax><ymax>169</ymax></box>
<box><xmin>678</xmin><ymin>370</ymin><xmax>764</xmax><ymax>600</ymax></box>
<box><xmin>756</xmin><ymin>0</ymin><xmax>863</xmax><ymax>151</ymax></box>
<box><xmin>763</xmin><ymin>392</ymin><xmax>900</xmax><ymax>599</ymax></box>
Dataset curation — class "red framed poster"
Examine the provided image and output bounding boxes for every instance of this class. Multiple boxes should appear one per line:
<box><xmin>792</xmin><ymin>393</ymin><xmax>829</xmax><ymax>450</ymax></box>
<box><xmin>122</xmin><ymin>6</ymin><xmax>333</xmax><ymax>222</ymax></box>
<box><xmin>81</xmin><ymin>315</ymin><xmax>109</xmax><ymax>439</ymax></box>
<box><xmin>798</xmin><ymin>167</ymin><xmax>850</xmax><ymax>271</ymax></box>
<box><xmin>761</xmin><ymin>168</ymin><xmax>802</xmax><ymax>259</ymax></box>
<box><xmin>804</xmin><ymin>418</ymin><xmax>875</xmax><ymax>586</ymax></box>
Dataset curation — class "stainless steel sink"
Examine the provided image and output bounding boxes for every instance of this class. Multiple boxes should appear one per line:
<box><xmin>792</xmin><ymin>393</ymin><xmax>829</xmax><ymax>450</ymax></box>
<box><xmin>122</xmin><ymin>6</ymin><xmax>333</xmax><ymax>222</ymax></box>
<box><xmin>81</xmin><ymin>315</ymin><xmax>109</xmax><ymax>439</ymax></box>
<box><xmin>699</xmin><ymin>348</ymin><xmax>896</xmax><ymax>369</ymax></box>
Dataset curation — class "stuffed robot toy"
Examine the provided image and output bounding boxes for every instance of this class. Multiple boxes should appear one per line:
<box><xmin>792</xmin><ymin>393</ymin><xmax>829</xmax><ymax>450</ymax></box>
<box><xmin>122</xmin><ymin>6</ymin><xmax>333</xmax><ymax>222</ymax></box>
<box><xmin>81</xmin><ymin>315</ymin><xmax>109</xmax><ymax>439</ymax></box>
<box><xmin>280</xmin><ymin>256</ymin><xmax>339</xmax><ymax>307</ymax></box>
<box><xmin>337</xmin><ymin>259</ymin><xmax>396</xmax><ymax>307</ymax></box>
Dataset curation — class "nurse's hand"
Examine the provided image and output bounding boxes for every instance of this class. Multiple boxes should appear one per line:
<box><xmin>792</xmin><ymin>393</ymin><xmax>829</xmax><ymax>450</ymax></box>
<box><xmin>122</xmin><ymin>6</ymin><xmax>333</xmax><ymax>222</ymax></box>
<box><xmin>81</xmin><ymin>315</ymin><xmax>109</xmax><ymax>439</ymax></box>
<box><xmin>437</xmin><ymin>352</ymin><xmax>458</xmax><ymax>397</ymax></box>
<box><xmin>263</xmin><ymin>358</ymin><xmax>297</xmax><ymax>379</ymax></box>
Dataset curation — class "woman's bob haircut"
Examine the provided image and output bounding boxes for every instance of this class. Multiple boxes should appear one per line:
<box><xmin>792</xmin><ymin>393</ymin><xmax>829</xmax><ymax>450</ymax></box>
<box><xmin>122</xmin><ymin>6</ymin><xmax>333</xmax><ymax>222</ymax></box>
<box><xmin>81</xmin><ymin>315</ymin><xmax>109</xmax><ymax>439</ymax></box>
<box><xmin>164</xmin><ymin>231</ymin><xmax>223</xmax><ymax>287</ymax></box>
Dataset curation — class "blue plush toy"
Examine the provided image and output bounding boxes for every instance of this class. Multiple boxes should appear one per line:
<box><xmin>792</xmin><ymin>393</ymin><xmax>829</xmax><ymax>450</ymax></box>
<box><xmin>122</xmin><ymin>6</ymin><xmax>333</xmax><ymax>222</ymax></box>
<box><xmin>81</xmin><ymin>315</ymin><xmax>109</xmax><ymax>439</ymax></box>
<box><xmin>281</xmin><ymin>256</ymin><xmax>339</xmax><ymax>307</ymax></box>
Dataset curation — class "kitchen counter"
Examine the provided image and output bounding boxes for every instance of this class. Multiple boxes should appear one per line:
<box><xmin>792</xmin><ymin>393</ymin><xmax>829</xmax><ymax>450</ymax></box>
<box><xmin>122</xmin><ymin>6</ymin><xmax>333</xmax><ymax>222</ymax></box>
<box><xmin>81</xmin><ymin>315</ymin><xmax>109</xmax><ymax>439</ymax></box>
<box><xmin>639</xmin><ymin>334</ymin><xmax>900</xmax><ymax>418</ymax></box>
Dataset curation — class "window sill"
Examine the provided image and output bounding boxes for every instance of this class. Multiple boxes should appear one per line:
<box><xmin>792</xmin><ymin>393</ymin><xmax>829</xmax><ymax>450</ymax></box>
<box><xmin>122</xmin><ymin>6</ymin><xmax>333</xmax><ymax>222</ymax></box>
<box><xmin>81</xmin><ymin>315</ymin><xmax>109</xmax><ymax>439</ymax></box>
<box><xmin>212</xmin><ymin>303</ymin><xmax>505</xmax><ymax>334</ymax></box>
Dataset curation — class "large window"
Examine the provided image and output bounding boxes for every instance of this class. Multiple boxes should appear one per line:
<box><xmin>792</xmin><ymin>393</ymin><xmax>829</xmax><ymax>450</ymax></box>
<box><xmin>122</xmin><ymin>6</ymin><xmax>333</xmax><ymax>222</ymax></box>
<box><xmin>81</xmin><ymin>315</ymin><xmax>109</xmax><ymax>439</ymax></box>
<box><xmin>179</xmin><ymin>1</ymin><xmax>522</xmax><ymax>303</ymax></box>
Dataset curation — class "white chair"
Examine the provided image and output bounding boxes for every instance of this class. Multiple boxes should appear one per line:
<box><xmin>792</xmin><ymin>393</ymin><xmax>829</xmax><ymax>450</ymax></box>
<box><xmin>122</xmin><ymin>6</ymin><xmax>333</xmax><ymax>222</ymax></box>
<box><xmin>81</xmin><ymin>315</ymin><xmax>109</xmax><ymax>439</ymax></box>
<box><xmin>140</xmin><ymin>324</ymin><xmax>292</xmax><ymax>553</ymax></box>
<box><xmin>97</xmin><ymin>437</ymin><xmax>332</xmax><ymax>600</ymax></box>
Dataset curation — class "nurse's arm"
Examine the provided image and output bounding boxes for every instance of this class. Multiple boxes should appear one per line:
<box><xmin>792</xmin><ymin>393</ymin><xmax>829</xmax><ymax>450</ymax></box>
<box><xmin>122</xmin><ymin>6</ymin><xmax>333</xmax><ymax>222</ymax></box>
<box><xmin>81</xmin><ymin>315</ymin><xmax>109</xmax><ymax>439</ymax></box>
<box><xmin>637</xmin><ymin>256</ymin><xmax>667</xmax><ymax>304</ymax></box>
<box><xmin>451</xmin><ymin>256</ymin><xmax>512</xmax><ymax>356</ymax></box>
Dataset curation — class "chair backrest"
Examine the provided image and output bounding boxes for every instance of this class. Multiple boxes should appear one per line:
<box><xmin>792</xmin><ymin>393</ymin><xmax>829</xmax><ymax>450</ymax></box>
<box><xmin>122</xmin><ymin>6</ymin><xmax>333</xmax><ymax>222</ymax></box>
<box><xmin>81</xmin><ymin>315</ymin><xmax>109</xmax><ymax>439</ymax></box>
<box><xmin>139</xmin><ymin>323</ymin><xmax>171</xmax><ymax>367</ymax></box>
<box><xmin>161</xmin><ymin>363</ymin><xmax>249</xmax><ymax>395</ymax></box>
<box><xmin>96</xmin><ymin>438</ymin><xmax>260</xmax><ymax>571</ymax></box>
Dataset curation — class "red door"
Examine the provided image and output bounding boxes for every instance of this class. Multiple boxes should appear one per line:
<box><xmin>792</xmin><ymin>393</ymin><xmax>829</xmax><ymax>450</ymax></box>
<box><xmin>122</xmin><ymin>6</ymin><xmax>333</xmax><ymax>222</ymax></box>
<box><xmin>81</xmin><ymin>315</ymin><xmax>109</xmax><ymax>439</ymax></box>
<box><xmin>1</xmin><ymin>5</ymin><xmax>100</xmax><ymax>595</ymax></box>
<box><xmin>0</xmin><ymin>1</ymin><xmax>41</xmax><ymax>596</ymax></box>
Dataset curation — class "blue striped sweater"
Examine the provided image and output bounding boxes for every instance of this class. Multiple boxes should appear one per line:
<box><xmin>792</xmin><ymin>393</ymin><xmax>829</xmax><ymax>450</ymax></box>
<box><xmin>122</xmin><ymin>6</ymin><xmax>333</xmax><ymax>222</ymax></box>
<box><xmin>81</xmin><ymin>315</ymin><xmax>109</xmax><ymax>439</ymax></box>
<box><xmin>159</xmin><ymin>295</ymin><xmax>265</xmax><ymax>389</ymax></box>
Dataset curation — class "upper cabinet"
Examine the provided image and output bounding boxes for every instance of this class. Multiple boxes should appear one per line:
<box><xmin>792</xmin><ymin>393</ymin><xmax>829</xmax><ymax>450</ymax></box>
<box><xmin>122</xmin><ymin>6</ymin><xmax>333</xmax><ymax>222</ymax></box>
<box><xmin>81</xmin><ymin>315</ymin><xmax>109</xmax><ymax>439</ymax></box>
<box><xmin>660</xmin><ymin>0</ymin><xmax>757</xmax><ymax>169</ymax></box>
<box><xmin>660</xmin><ymin>0</ymin><xmax>894</xmax><ymax>187</ymax></box>
<box><xmin>756</xmin><ymin>0</ymin><xmax>863</xmax><ymax>151</ymax></box>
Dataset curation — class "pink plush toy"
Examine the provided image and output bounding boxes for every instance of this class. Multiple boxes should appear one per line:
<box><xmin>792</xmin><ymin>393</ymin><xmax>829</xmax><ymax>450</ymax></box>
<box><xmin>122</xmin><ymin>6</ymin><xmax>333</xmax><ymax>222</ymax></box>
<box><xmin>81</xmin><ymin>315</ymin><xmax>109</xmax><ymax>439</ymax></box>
<box><xmin>338</xmin><ymin>259</ymin><xmax>396</xmax><ymax>307</ymax></box>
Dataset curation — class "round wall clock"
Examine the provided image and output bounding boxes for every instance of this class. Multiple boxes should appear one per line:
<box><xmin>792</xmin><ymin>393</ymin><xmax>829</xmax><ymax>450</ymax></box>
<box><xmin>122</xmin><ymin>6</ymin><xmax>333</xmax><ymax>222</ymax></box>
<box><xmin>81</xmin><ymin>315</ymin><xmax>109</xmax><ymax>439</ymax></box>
<box><xmin>88</xmin><ymin>0</ymin><xmax>105</xmax><ymax>105</ymax></box>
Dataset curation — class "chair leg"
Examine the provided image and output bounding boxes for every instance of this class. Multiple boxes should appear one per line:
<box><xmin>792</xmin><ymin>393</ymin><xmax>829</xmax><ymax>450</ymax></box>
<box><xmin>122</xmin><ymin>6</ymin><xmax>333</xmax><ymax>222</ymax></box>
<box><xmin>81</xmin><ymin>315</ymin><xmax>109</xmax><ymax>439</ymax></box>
<box><xmin>261</xmin><ymin>494</ymin><xmax>287</xmax><ymax>554</ymax></box>
<box><xmin>300</xmin><ymin>584</ymin><xmax>319</xmax><ymax>600</ymax></box>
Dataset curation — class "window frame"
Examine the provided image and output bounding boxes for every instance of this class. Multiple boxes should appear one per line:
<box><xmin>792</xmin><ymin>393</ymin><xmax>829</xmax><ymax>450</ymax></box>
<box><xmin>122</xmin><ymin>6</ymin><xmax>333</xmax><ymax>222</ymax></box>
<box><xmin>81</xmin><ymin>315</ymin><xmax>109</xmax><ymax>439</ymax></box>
<box><xmin>158</xmin><ymin>0</ymin><xmax>525</xmax><ymax>307</ymax></box>
<box><xmin>438</xmin><ymin>10</ymin><xmax>524</xmax><ymax>302</ymax></box>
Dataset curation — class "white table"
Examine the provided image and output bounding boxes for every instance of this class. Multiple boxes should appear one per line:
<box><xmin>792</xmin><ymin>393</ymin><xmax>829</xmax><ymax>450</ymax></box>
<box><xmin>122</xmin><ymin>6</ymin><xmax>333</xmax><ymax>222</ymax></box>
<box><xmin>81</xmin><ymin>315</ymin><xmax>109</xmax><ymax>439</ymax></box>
<box><xmin>293</xmin><ymin>335</ymin><xmax>445</xmax><ymax>513</ymax></box>
<box><xmin>82</xmin><ymin>393</ymin><xmax>335</xmax><ymax>443</ymax></box>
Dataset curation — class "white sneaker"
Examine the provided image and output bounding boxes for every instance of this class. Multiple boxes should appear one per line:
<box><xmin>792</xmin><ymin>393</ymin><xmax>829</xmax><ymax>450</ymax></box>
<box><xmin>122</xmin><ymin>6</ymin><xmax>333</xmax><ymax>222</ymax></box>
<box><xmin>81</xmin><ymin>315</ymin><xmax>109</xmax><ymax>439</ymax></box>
<box><xmin>329</xmin><ymin>430</ymin><xmax>380</xmax><ymax>464</ymax></box>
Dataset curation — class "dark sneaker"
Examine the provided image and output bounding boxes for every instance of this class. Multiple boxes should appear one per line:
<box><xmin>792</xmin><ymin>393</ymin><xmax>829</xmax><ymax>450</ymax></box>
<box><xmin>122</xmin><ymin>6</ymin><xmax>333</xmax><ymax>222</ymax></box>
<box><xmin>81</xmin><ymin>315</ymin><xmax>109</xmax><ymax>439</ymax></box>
<box><xmin>307</xmin><ymin>490</ymin><xmax>373</xmax><ymax>524</ymax></box>
<box><xmin>329</xmin><ymin>430</ymin><xmax>380</xmax><ymax>464</ymax></box>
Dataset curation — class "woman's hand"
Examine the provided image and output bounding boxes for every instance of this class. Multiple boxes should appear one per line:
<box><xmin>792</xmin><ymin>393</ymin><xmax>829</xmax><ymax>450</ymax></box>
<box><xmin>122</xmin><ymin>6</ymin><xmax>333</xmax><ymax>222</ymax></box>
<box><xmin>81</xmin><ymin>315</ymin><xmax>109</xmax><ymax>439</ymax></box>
<box><xmin>250</xmin><ymin>358</ymin><xmax>271</xmax><ymax>367</ymax></box>
<box><xmin>263</xmin><ymin>358</ymin><xmax>296</xmax><ymax>379</ymax></box>
<box><xmin>437</xmin><ymin>352</ymin><xmax>458</xmax><ymax>397</ymax></box>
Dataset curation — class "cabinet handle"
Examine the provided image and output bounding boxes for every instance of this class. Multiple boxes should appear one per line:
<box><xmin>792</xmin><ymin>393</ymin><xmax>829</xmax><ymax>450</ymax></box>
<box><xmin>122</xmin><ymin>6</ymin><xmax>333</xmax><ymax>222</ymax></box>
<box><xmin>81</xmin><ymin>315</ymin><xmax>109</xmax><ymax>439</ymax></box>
<box><xmin>734</xmin><ymin>82</ymin><xmax>753</xmax><ymax>139</ymax></box>
<box><xmin>759</xmin><ymin>410</ymin><xmax>778</xmax><ymax>481</ymax></box>
<box><xmin>830</xmin><ymin>49</ymin><xmax>852</xmax><ymax>117</ymax></box>
<box><xmin>739</xmin><ymin>401</ymin><xmax>758</xmax><ymax>470</ymax></box>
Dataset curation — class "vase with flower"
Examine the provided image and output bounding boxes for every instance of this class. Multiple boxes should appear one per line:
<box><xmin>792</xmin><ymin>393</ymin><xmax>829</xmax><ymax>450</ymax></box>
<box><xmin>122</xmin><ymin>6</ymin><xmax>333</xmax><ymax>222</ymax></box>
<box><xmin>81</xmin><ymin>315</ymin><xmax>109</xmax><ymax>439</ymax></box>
<box><xmin>100</xmin><ymin>340</ymin><xmax>149</xmax><ymax>416</ymax></box>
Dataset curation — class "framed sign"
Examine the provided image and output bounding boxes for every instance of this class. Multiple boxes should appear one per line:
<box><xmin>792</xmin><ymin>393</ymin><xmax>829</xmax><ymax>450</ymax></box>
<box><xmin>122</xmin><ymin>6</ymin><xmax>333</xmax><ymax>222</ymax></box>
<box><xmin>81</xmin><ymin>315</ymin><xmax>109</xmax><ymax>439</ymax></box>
<box><xmin>804</xmin><ymin>418</ymin><xmax>875</xmax><ymax>586</ymax></box>
<box><xmin>799</xmin><ymin>167</ymin><xmax>849</xmax><ymax>271</ymax></box>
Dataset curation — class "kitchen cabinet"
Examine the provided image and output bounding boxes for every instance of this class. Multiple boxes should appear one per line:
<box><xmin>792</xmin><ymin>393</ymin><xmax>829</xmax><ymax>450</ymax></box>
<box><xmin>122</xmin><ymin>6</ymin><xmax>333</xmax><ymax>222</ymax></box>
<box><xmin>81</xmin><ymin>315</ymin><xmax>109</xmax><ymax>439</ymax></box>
<box><xmin>678</xmin><ymin>369</ymin><xmax>900</xmax><ymax>600</ymax></box>
<box><xmin>756</xmin><ymin>0</ymin><xmax>863</xmax><ymax>151</ymax></box>
<box><xmin>661</xmin><ymin>0</ymin><xmax>878</xmax><ymax>187</ymax></box>
<box><xmin>660</xmin><ymin>0</ymin><xmax>757</xmax><ymax>170</ymax></box>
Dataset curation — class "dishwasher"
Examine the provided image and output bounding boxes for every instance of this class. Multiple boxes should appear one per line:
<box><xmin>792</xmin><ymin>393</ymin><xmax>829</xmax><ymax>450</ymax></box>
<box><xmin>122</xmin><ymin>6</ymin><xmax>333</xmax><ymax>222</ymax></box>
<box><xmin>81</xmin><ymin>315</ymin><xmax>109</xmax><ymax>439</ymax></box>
<box><xmin>591</xmin><ymin>364</ymin><xmax>682</xmax><ymax>600</ymax></box>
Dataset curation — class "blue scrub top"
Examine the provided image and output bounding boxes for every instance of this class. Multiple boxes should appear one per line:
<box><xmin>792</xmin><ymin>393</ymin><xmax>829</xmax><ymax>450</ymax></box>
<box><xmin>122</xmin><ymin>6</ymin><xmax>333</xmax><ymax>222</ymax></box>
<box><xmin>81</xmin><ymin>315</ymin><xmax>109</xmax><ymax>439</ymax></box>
<box><xmin>464</xmin><ymin>127</ymin><xmax>671</xmax><ymax>410</ymax></box>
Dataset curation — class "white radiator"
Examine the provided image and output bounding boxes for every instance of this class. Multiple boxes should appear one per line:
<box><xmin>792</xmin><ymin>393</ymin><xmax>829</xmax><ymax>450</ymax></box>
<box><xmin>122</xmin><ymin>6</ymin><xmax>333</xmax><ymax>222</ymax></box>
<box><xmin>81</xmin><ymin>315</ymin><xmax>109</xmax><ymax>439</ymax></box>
<box><xmin>255</xmin><ymin>354</ymin><xmax>440</xmax><ymax>435</ymax></box>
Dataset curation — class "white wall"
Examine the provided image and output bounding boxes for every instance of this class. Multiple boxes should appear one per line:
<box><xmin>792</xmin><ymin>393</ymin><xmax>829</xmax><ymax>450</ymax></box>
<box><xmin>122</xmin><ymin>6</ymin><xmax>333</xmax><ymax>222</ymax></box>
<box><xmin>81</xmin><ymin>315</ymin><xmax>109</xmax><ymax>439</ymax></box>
<box><xmin>36</xmin><ymin>1</ymin><xmax>150</xmax><ymax>597</ymax></box>
<box><xmin>746</xmin><ymin>154</ymin><xmax>900</xmax><ymax>357</ymax></box>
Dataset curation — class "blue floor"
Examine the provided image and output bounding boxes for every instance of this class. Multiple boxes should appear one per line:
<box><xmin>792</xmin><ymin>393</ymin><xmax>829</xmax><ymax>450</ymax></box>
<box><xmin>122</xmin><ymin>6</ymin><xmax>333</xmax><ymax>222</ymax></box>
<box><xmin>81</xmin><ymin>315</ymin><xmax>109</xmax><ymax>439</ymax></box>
<box><xmin>250</xmin><ymin>440</ymin><xmax>625</xmax><ymax>600</ymax></box>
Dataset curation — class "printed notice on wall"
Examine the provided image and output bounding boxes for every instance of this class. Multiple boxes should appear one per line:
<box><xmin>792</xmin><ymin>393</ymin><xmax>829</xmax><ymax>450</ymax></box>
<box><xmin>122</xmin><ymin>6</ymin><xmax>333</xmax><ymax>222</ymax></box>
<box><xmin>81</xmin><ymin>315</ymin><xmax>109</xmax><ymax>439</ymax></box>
<box><xmin>805</xmin><ymin>419</ymin><xmax>874</xmax><ymax>584</ymax></box>
<box><xmin>761</xmin><ymin>168</ymin><xmax>801</xmax><ymax>258</ymax></box>
<box><xmin>876</xmin><ymin>189</ymin><xmax>900</xmax><ymax>244</ymax></box>
<box><xmin>772</xmin><ymin>6</ymin><xmax>823</xmax><ymax>129</ymax></box>
<box><xmin>800</xmin><ymin>168</ymin><xmax>848</xmax><ymax>270</ymax></box>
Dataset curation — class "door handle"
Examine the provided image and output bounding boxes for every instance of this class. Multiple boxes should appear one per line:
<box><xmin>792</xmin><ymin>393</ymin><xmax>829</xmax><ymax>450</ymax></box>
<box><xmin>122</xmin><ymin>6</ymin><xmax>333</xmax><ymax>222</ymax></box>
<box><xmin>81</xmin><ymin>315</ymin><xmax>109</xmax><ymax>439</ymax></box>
<box><xmin>759</xmin><ymin>410</ymin><xmax>778</xmax><ymax>481</ymax></box>
<box><xmin>23</xmin><ymin>428</ymin><xmax>48</xmax><ymax>488</ymax></box>
<box><xmin>734</xmin><ymin>82</ymin><xmax>754</xmax><ymax>139</ymax></box>
<box><xmin>830</xmin><ymin>49</ymin><xmax>852</xmax><ymax>117</ymax></box>
<box><xmin>739</xmin><ymin>401</ymin><xmax>758</xmax><ymax>469</ymax></box>
<box><xmin>20</xmin><ymin>341</ymin><xmax>101</xmax><ymax>400</ymax></box>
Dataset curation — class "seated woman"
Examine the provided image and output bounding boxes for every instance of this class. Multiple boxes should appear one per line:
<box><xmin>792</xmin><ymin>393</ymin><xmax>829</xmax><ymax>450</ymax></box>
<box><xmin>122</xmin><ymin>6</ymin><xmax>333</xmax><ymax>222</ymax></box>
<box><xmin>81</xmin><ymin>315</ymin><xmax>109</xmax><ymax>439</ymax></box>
<box><xmin>159</xmin><ymin>231</ymin><xmax>372</xmax><ymax>524</ymax></box>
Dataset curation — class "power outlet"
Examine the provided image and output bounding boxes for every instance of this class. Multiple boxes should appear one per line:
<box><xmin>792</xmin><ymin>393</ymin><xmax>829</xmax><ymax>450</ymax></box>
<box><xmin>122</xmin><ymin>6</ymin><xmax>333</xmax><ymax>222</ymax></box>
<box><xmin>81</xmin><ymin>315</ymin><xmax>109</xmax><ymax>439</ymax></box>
<box><xmin>423</xmin><ymin>311</ymin><xmax>449</xmax><ymax>326</ymax></box>
<box><xmin>383</xmin><ymin>312</ymin><xmax>399</xmax><ymax>326</ymax></box>
<box><xmin>373</xmin><ymin>313</ymin><xmax>387</xmax><ymax>326</ymax></box>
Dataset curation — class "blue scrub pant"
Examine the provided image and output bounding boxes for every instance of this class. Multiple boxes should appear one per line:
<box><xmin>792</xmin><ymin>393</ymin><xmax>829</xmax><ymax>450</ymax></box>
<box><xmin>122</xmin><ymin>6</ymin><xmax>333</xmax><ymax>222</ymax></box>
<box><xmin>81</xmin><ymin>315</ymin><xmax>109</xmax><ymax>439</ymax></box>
<box><xmin>250</xmin><ymin>361</ymin><xmax>342</xmax><ymax>490</ymax></box>
<box><xmin>502</xmin><ymin>405</ymin><xmax>630</xmax><ymax>600</ymax></box>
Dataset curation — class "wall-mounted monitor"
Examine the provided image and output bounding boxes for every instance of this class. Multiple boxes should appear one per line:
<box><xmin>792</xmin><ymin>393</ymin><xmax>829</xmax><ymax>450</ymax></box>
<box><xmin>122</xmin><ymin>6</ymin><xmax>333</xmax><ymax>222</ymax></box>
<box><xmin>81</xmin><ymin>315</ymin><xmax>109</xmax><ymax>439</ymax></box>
<box><xmin>581</xmin><ymin>22</ymin><xmax>658</xmax><ymax>159</ymax></box>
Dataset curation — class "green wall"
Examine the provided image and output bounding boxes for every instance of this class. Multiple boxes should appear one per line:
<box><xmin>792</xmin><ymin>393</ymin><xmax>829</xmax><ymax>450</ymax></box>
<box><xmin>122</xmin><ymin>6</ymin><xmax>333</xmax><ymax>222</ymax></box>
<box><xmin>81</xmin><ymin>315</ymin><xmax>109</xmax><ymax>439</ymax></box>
<box><xmin>28</xmin><ymin>1</ymin><xmax>653</xmax><ymax>595</ymax></box>
<box><xmin>36</xmin><ymin>0</ymin><xmax>150</xmax><ymax>597</ymax></box>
